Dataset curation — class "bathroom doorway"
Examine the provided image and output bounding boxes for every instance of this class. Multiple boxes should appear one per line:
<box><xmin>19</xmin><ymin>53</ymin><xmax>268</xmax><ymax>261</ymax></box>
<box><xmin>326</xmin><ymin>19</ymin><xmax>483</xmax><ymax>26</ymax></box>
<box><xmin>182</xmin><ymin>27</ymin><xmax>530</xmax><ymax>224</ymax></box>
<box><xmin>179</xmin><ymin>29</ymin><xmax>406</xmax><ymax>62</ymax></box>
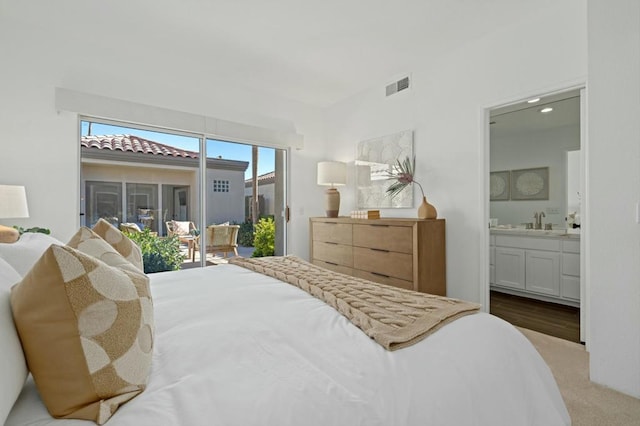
<box><xmin>484</xmin><ymin>86</ymin><xmax>586</xmax><ymax>343</ymax></box>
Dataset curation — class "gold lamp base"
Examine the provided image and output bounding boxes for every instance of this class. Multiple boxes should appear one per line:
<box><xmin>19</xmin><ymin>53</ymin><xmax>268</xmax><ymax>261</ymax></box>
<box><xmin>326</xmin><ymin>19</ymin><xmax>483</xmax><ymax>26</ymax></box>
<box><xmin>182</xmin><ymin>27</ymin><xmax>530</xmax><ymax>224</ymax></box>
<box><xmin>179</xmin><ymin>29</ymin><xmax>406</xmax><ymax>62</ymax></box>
<box><xmin>324</xmin><ymin>188</ymin><xmax>341</xmax><ymax>218</ymax></box>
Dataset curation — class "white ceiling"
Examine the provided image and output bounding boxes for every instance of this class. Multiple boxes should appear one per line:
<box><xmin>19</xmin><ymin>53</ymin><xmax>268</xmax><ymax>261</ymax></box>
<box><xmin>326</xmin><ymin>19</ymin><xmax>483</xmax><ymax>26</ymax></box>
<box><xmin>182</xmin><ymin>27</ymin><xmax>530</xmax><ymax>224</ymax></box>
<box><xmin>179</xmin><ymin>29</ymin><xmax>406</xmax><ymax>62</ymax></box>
<box><xmin>490</xmin><ymin>89</ymin><xmax>581</xmax><ymax>137</ymax></box>
<box><xmin>3</xmin><ymin>0</ymin><xmax>557</xmax><ymax>108</ymax></box>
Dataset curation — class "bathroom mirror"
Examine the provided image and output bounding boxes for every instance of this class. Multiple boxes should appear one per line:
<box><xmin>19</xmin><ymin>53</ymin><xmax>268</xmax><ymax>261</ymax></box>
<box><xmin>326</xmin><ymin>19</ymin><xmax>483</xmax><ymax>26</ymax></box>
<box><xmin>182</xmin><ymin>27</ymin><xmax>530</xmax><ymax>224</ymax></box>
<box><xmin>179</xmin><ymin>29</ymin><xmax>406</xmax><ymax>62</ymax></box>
<box><xmin>489</xmin><ymin>89</ymin><xmax>581</xmax><ymax>228</ymax></box>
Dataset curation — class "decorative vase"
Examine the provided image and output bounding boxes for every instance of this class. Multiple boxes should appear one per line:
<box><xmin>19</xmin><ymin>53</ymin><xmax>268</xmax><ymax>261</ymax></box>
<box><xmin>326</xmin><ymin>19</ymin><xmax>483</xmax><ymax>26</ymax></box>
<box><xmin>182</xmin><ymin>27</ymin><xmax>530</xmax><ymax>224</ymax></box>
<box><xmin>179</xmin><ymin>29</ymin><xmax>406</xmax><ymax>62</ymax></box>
<box><xmin>417</xmin><ymin>196</ymin><xmax>437</xmax><ymax>219</ymax></box>
<box><xmin>324</xmin><ymin>187</ymin><xmax>340</xmax><ymax>218</ymax></box>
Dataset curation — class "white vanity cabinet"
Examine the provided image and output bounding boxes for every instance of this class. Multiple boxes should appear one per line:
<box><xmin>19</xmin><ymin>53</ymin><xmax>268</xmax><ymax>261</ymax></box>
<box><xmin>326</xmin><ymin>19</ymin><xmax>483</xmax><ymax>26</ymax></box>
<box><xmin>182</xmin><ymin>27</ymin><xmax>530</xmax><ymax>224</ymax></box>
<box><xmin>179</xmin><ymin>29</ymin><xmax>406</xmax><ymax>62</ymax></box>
<box><xmin>561</xmin><ymin>240</ymin><xmax>580</xmax><ymax>302</ymax></box>
<box><xmin>495</xmin><ymin>247</ymin><xmax>525</xmax><ymax>289</ymax></box>
<box><xmin>491</xmin><ymin>232</ymin><xmax>579</xmax><ymax>307</ymax></box>
<box><xmin>525</xmin><ymin>250</ymin><xmax>560</xmax><ymax>296</ymax></box>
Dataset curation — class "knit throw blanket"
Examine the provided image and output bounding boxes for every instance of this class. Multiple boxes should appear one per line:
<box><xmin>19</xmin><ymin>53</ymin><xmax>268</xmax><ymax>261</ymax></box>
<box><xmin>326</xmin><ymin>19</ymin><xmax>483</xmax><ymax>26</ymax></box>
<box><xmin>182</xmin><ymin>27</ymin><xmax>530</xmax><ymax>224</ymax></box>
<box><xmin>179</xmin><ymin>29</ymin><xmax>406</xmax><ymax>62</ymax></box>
<box><xmin>229</xmin><ymin>256</ymin><xmax>480</xmax><ymax>351</ymax></box>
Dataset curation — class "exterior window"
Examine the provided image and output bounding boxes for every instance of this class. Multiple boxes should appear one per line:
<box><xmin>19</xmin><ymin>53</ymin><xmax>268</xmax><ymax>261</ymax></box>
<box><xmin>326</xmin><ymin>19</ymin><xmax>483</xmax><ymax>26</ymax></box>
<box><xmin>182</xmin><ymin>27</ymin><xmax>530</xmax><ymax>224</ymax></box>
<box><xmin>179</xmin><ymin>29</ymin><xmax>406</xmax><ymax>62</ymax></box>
<box><xmin>126</xmin><ymin>183</ymin><xmax>158</xmax><ymax>232</ymax></box>
<box><xmin>213</xmin><ymin>179</ymin><xmax>230</xmax><ymax>193</ymax></box>
<box><xmin>85</xmin><ymin>181</ymin><xmax>122</xmax><ymax>227</ymax></box>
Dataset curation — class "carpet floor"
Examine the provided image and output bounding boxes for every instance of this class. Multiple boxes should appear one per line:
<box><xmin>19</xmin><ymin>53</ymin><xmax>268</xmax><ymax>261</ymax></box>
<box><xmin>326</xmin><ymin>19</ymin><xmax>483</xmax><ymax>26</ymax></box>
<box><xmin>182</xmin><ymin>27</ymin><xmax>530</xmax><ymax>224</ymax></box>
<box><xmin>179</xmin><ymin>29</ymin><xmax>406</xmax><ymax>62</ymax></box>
<box><xmin>520</xmin><ymin>327</ymin><xmax>640</xmax><ymax>425</ymax></box>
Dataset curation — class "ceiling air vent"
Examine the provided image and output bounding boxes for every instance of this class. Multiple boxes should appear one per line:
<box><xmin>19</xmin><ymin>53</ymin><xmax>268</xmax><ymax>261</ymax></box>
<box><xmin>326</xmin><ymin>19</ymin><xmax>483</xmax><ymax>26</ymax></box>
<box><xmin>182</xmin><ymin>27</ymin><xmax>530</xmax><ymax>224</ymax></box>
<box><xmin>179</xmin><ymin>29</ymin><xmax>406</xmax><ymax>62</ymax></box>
<box><xmin>386</xmin><ymin>76</ymin><xmax>410</xmax><ymax>97</ymax></box>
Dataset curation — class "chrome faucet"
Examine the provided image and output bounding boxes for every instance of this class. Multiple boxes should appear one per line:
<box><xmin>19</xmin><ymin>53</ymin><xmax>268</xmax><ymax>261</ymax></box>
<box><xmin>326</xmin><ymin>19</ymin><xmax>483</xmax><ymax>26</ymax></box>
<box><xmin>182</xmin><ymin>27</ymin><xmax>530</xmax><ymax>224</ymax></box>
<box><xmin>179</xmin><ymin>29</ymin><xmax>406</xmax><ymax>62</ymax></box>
<box><xmin>533</xmin><ymin>211</ymin><xmax>546</xmax><ymax>230</ymax></box>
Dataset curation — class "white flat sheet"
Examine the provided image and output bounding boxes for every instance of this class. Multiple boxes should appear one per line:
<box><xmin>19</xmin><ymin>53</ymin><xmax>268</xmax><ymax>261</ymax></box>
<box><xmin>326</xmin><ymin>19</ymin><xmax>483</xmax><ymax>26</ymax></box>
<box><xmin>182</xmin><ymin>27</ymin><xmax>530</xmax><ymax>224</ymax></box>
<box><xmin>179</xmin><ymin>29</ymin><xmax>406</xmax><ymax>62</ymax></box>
<box><xmin>7</xmin><ymin>264</ymin><xmax>570</xmax><ymax>426</ymax></box>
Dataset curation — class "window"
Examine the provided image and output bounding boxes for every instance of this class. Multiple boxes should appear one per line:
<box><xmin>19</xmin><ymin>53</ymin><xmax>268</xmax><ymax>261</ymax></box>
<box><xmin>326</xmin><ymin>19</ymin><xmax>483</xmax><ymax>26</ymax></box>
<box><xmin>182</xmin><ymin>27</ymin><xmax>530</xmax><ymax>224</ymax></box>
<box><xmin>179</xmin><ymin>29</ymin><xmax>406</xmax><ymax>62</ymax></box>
<box><xmin>80</xmin><ymin>118</ymin><xmax>288</xmax><ymax>269</ymax></box>
<box><xmin>213</xmin><ymin>180</ymin><xmax>230</xmax><ymax>193</ymax></box>
<box><xmin>85</xmin><ymin>181</ymin><xmax>122</xmax><ymax>227</ymax></box>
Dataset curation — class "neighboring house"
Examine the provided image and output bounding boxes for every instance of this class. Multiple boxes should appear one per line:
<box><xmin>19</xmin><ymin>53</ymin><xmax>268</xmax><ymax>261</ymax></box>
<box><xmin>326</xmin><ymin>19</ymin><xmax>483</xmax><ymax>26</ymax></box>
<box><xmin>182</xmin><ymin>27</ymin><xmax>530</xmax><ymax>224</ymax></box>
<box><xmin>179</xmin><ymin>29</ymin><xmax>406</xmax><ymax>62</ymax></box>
<box><xmin>81</xmin><ymin>135</ymin><xmax>248</xmax><ymax>234</ymax></box>
<box><xmin>244</xmin><ymin>171</ymin><xmax>275</xmax><ymax>219</ymax></box>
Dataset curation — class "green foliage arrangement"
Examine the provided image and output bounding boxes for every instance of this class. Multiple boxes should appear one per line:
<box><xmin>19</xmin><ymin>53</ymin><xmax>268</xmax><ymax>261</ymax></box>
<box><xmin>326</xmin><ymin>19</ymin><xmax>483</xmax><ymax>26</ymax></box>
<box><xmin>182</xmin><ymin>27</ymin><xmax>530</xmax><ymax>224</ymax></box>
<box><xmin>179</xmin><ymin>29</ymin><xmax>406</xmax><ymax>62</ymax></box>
<box><xmin>124</xmin><ymin>228</ymin><xmax>185</xmax><ymax>273</ymax></box>
<box><xmin>236</xmin><ymin>220</ymin><xmax>255</xmax><ymax>247</ymax></box>
<box><xmin>251</xmin><ymin>217</ymin><xmax>275</xmax><ymax>257</ymax></box>
<box><xmin>13</xmin><ymin>226</ymin><xmax>51</xmax><ymax>235</ymax></box>
<box><xmin>385</xmin><ymin>156</ymin><xmax>425</xmax><ymax>199</ymax></box>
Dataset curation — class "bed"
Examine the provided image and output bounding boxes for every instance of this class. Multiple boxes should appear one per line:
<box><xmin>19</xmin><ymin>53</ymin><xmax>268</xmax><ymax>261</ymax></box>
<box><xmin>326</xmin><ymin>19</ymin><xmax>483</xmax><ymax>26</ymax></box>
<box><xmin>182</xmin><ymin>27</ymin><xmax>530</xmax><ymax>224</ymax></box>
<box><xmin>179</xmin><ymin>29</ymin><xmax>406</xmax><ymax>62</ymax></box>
<box><xmin>1</xmin><ymin>230</ymin><xmax>571</xmax><ymax>426</ymax></box>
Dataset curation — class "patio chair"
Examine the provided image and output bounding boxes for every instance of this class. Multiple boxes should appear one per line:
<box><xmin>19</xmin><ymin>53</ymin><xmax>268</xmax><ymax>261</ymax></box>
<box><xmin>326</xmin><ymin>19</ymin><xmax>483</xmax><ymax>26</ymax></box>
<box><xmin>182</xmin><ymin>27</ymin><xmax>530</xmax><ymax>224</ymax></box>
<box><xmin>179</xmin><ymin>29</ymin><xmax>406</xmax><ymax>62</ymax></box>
<box><xmin>166</xmin><ymin>220</ymin><xmax>198</xmax><ymax>259</ymax></box>
<box><xmin>166</xmin><ymin>220</ymin><xmax>197</xmax><ymax>238</ymax></box>
<box><xmin>199</xmin><ymin>224</ymin><xmax>240</xmax><ymax>259</ymax></box>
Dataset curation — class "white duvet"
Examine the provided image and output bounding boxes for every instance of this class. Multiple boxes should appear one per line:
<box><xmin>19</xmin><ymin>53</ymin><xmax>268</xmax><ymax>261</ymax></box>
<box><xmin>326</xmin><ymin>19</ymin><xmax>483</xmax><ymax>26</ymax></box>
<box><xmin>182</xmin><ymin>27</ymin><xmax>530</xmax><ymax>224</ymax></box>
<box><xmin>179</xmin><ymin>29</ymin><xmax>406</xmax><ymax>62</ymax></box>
<box><xmin>7</xmin><ymin>264</ymin><xmax>570</xmax><ymax>426</ymax></box>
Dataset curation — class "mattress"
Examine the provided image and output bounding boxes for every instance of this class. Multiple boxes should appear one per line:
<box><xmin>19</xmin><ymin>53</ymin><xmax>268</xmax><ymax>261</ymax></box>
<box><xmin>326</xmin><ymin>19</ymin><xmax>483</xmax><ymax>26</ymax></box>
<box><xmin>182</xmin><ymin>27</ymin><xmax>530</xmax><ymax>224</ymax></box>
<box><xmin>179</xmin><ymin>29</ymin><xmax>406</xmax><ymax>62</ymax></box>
<box><xmin>6</xmin><ymin>264</ymin><xmax>570</xmax><ymax>426</ymax></box>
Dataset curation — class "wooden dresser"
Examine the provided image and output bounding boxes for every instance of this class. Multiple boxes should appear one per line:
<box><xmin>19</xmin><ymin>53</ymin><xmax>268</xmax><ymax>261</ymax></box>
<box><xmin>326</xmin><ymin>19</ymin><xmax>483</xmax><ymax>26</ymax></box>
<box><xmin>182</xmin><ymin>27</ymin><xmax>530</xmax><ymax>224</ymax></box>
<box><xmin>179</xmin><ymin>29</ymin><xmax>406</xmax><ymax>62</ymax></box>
<box><xmin>309</xmin><ymin>217</ymin><xmax>446</xmax><ymax>295</ymax></box>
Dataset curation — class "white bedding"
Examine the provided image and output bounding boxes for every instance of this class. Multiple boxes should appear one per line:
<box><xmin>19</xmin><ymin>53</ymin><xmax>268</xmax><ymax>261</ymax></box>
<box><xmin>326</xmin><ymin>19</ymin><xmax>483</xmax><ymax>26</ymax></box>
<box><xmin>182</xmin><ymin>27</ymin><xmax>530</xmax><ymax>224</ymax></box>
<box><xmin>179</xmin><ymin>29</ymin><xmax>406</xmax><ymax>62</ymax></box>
<box><xmin>7</xmin><ymin>264</ymin><xmax>570</xmax><ymax>426</ymax></box>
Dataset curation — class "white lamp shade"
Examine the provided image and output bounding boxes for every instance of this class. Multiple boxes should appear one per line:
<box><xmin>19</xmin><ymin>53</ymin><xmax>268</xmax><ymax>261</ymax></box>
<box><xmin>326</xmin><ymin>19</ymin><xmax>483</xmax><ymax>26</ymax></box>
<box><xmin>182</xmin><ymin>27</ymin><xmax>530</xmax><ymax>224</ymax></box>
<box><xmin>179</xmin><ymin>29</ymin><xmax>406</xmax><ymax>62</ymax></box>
<box><xmin>0</xmin><ymin>185</ymin><xmax>29</xmax><ymax>219</ymax></box>
<box><xmin>317</xmin><ymin>161</ymin><xmax>346</xmax><ymax>186</ymax></box>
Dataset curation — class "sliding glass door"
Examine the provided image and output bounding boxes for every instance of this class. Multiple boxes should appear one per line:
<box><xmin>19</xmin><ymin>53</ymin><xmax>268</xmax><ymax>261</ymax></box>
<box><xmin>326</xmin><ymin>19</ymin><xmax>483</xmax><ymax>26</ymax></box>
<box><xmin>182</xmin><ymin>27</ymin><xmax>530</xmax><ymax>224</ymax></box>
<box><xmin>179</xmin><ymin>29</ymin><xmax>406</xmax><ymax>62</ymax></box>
<box><xmin>80</xmin><ymin>118</ymin><xmax>287</xmax><ymax>270</ymax></box>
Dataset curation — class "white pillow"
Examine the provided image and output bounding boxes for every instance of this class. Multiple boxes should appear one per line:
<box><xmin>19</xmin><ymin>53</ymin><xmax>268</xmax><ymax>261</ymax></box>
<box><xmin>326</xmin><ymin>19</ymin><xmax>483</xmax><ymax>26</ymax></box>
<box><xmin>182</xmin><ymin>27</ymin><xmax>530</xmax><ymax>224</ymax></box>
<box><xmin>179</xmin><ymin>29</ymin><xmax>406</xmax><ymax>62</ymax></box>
<box><xmin>0</xmin><ymin>232</ymin><xmax>63</xmax><ymax>277</ymax></box>
<box><xmin>0</xmin><ymin>257</ymin><xmax>27</xmax><ymax>425</ymax></box>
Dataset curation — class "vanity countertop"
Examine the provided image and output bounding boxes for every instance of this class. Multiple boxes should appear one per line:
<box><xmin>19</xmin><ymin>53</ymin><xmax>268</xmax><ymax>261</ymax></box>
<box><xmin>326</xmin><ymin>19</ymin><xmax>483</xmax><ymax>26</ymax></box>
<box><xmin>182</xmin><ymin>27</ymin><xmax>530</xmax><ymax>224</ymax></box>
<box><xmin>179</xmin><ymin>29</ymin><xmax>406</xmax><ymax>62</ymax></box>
<box><xmin>490</xmin><ymin>227</ymin><xmax>580</xmax><ymax>239</ymax></box>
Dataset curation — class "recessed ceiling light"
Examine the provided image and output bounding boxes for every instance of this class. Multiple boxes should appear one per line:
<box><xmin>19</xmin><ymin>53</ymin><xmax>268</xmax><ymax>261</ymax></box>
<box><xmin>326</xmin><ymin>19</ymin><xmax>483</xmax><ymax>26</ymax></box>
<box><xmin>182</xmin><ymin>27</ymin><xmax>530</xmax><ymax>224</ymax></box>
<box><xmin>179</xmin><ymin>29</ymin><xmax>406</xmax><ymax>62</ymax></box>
<box><xmin>527</xmin><ymin>98</ymin><xmax>541</xmax><ymax>103</ymax></box>
<box><xmin>540</xmin><ymin>107</ymin><xmax>553</xmax><ymax>113</ymax></box>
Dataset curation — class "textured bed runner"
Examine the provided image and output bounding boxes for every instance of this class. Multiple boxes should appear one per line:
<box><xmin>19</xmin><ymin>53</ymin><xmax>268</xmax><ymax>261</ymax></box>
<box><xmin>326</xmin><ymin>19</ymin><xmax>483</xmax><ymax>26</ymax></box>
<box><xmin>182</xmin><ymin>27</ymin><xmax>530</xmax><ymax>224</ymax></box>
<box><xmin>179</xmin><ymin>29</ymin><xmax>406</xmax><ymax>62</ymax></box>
<box><xmin>229</xmin><ymin>256</ymin><xmax>480</xmax><ymax>351</ymax></box>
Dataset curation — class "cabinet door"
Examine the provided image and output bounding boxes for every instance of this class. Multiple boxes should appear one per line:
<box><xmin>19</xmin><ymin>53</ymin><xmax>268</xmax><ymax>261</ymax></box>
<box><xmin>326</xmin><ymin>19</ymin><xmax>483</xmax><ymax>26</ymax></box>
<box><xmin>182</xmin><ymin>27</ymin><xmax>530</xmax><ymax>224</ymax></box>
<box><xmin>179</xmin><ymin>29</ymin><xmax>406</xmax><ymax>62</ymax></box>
<box><xmin>495</xmin><ymin>247</ymin><xmax>525</xmax><ymax>290</ymax></box>
<box><xmin>561</xmin><ymin>276</ymin><xmax>580</xmax><ymax>301</ymax></box>
<box><xmin>525</xmin><ymin>250</ymin><xmax>560</xmax><ymax>296</ymax></box>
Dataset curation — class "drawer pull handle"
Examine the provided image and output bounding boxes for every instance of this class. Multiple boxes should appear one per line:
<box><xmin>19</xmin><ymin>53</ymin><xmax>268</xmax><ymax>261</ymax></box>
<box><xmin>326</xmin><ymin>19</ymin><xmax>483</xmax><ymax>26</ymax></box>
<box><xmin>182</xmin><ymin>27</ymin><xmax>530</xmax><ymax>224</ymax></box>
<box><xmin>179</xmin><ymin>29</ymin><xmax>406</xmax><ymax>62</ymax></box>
<box><xmin>325</xmin><ymin>242</ymin><xmax>338</xmax><ymax>245</ymax></box>
<box><xmin>371</xmin><ymin>272</ymin><xmax>390</xmax><ymax>278</ymax></box>
<box><xmin>369</xmin><ymin>224</ymin><xmax>389</xmax><ymax>227</ymax></box>
<box><xmin>325</xmin><ymin>261</ymin><xmax>338</xmax><ymax>266</ymax></box>
<box><xmin>370</xmin><ymin>248</ymin><xmax>390</xmax><ymax>253</ymax></box>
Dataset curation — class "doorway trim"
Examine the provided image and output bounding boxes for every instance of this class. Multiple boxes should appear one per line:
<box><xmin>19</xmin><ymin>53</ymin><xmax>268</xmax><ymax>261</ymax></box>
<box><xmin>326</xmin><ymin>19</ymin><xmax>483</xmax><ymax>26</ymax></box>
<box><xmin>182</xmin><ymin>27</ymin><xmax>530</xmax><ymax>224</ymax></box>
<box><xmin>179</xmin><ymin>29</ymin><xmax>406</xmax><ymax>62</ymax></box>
<box><xmin>480</xmin><ymin>79</ymin><xmax>588</xmax><ymax>345</ymax></box>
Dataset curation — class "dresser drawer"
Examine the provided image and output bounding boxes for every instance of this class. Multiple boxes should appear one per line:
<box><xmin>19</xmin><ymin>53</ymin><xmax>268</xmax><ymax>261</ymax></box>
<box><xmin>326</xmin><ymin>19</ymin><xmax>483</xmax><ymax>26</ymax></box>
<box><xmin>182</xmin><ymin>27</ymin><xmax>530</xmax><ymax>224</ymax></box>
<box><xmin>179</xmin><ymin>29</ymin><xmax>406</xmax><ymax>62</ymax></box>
<box><xmin>313</xmin><ymin>259</ymin><xmax>353</xmax><ymax>276</ymax></box>
<box><xmin>353</xmin><ymin>224</ymin><xmax>413</xmax><ymax>253</ymax></box>
<box><xmin>312</xmin><ymin>241</ymin><xmax>353</xmax><ymax>267</ymax></box>
<box><xmin>312</xmin><ymin>222</ymin><xmax>352</xmax><ymax>244</ymax></box>
<box><xmin>353</xmin><ymin>269</ymin><xmax>414</xmax><ymax>291</ymax></box>
<box><xmin>353</xmin><ymin>247</ymin><xmax>413</xmax><ymax>281</ymax></box>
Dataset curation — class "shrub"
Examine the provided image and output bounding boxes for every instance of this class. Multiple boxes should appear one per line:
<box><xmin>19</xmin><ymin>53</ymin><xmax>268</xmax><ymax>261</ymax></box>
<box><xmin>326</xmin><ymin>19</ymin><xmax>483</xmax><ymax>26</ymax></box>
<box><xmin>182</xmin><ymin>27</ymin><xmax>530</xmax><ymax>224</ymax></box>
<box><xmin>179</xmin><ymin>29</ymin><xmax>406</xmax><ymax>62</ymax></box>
<box><xmin>13</xmin><ymin>226</ymin><xmax>50</xmax><ymax>235</ymax></box>
<box><xmin>236</xmin><ymin>220</ymin><xmax>255</xmax><ymax>247</ymax></box>
<box><xmin>251</xmin><ymin>217</ymin><xmax>275</xmax><ymax>257</ymax></box>
<box><xmin>125</xmin><ymin>228</ymin><xmax>185</xmax><ymax>273</ymax></box>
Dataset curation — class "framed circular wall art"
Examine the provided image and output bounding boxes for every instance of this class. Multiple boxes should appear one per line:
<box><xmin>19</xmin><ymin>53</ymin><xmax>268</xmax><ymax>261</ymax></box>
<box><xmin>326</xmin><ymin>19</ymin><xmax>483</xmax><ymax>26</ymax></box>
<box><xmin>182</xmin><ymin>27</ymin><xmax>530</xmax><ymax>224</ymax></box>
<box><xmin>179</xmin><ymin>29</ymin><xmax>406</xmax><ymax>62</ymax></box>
<box><xmin>490</xmin><ymin>171</ymin><xmax>510</xmax><ymax>201</ymax></box>
<box><xmin>510</xmin><ymin>167</ymin><xmax>549</xmax><ymax>200</ymax></box>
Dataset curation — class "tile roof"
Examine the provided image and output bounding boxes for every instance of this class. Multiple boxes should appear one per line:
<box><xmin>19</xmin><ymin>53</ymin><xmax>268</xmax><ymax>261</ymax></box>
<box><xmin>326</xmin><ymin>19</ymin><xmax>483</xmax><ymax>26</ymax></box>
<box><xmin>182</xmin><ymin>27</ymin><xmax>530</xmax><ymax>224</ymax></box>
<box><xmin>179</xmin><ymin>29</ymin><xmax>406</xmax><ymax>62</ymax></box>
<box><xmin>81</xmin><ymin>134</ymin><xmax>199</xmax><ymax>159</ymax></box>
<box><xmin>245</xmin><ymin>171</ymin><xmax>276</xmax><ymax>186</ymax></box>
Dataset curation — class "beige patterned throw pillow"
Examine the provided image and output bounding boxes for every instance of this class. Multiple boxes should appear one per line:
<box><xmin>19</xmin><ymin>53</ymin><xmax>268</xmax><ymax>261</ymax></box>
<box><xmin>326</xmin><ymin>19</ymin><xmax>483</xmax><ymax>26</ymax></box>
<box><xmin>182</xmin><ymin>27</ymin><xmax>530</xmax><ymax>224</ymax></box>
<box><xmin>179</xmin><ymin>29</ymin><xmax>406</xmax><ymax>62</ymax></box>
<box><xmin>10</xmin><ymin>244</ymin><xmax>153</xmax><ymax>424</ymax></box>
<box><xmin>68</xmin><ymin>227</ymin><xmax>142</xmax><ymax>275</ymax></box>
<box><xmin>92</xmin><ymin>218</ymin><xmax>144</xmax><ymax>272</ymax></box>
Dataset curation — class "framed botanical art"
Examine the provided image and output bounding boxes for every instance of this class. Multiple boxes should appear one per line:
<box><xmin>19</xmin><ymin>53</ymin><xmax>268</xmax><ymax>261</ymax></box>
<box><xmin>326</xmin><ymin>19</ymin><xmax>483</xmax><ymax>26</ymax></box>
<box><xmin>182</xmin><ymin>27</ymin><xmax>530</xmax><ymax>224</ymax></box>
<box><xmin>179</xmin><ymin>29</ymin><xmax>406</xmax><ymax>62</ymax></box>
<box><xmin>490</xmin><ymin>171</ymin><xmax>510</xmax><ymax>201</ymax></box>
<box><xmin>510</xmin><ymin>167</ymin><xmax>549</xmax><ymax>200</ymax></box>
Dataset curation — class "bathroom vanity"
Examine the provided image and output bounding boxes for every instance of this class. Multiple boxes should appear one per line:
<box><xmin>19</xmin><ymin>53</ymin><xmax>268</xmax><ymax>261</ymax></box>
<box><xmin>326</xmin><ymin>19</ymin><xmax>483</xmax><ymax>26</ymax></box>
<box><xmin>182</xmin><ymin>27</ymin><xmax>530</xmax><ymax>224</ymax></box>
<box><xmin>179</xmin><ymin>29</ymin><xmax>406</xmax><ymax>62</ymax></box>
<box><xmin>489</xmin><ymin>228</ymin><xmax>580</xmax><ymax>307</ymax></box>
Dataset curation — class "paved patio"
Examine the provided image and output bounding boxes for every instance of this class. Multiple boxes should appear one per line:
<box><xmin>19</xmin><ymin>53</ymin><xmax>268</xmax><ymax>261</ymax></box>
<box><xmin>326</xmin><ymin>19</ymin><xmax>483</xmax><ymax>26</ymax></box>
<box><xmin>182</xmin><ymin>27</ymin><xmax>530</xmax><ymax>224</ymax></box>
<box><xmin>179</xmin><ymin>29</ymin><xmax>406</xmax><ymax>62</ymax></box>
<box><xmin>179</xmin><ymin>245</ymin><xmax>254</xmax><ymax>268</ymax></box>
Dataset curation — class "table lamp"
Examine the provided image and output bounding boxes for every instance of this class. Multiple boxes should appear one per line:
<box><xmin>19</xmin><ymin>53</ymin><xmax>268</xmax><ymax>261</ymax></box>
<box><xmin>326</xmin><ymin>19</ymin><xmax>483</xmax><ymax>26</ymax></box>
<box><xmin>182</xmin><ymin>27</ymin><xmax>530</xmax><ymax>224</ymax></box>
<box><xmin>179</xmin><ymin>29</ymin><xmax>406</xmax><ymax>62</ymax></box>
<box><xmin>0</xmin><ymin>185</ymin><xmax>29</xmax><ymax>243</ymax></box>
<box><xmin>317</xmin><ymin>161</ymin><xmax>346</xmax><ymax>217</ymax></box>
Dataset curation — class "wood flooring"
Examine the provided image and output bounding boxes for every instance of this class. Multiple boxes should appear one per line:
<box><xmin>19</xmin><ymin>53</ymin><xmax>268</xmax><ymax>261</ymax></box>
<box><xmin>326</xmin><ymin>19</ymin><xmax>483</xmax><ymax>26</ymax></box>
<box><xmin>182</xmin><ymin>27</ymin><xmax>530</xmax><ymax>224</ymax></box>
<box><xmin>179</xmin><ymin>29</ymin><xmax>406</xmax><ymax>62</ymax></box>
<box><xmin>490</xmin><ymin>290</ymin><xmax>581</xmax><ymax>343</ymax></box>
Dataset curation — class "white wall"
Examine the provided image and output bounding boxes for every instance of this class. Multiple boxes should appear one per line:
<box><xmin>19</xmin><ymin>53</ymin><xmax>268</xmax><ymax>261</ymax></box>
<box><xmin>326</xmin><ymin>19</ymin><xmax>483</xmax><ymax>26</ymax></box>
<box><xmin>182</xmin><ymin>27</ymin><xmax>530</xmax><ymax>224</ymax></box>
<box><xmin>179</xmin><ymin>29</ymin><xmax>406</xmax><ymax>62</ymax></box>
<box><xmin>206</xmin><ymin>169</ymin><xmax>245</xmax><ymax>225</ymax></box>
<box><xmin>490</xmin><ymin>125</ymin><xmax>580</xmax><ymax>227</ymax></box>
<box><xmin>587</xmin><ymin>0</ymin><xmax>640</xmax><ymax>397</ymax></box>
<box><xmin>325</xmin><ymin>1</ymin><xmax>587</xmax><ymax>306</ymax></box>
<box><xmin>0</xmin><ymin>8</ymin><xmax>325</xmax><ymax>258</ymax></box>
